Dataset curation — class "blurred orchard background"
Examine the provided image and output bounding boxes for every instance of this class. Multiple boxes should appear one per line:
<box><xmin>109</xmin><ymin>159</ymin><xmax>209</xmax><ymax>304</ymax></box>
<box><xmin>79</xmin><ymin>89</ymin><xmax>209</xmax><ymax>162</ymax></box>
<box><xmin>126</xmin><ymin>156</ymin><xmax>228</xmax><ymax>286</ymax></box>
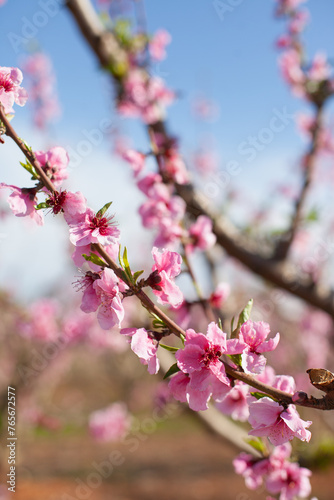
<box><xmin>1</xmin><ymin>0</ymin><xmax>334</xmax><ymax>499</ymax></box>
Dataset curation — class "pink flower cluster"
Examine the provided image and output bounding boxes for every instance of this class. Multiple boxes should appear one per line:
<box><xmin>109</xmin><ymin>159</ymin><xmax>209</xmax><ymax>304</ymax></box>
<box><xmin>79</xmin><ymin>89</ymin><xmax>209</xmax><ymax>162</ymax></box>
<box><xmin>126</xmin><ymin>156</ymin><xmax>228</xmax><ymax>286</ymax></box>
<box><xmin>122</xmin><ymin>144</ymin><xmax>216</xmax><ymax>252</ymax></box>
<box><xmin>137</xmin><ymin>171</ymin><xmax>186</xmax><ymax>248</ymax></box>
<box><xmin>118</xmin><ymin>68</ymin><xmax>174</xmax><ymax>124</ymax></box>
<box><xmin>0</xmin><ymin>66</ymin><xmax>27</xmax><ymax>114</ymax></box>
<box><xmin>89</xmin><ymin>402</ymin><xmax>132</xmax><ymax>442</ymax></box>
<box><xmin>22</xmin><ymin>52</ymin><xmax>61</xmax><ymax>129</ymax></box>
<box><xmin>234</xmin><ymin>442</ymin><xmax>312</xmax><ymax>500</ymax></box>
<box><xmin>168</xmin><ymin>319</ymin><xmax>280</xmax><ymax>412</ymax></box>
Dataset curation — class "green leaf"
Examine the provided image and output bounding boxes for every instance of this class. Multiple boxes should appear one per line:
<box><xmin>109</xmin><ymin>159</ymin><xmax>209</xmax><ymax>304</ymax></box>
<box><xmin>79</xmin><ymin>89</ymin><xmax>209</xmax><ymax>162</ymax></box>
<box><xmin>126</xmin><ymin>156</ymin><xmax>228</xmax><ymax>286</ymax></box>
<box><xmin>227</xmin><ymin>353</ymin><xmax>242</xmax><ymax>367</ymax></box>
<box><xmin>20</xmin><ymin>161</ymin><xmax>36</xmax><ymax>178</ymax></box>
<box><xmin>35</xmin><ymin>202</ymin><xmax>49</xmax><ymax>210</ymax></box>
<box><xmin>118</xmin><ymin>246</ymin><xmax>135</xmax><ymax>284</ymax></box>
<box><xmin>305</xmin><ymin>207</ymin><xmax>318</xmax><ymax>223</ymax></box>
<box><xmin>218</xmin><ymin>318</ymin><xmax>223</xmax><ymax>330</ymax></box>
<box><xmin>231</xmin><ymin>299</ymin><xmax>253</xmax><ymax>338</ymax></box>
<box><xmin>180</xmin><ymin>333</ymin><xmax>186</xmax><ymax>345</ymax></box>
<box><xmin>96</xmin><ymin>201</ymin><xmax>113</xmax><ymax>219</ymax></box>
<box><xmin>250</xmin><ymin>392</ymin><xmax>275</xmax><ymax>401</ymax></box>
<box><xmin>133</xmin><ymin>270</ymin><xmax>144</xmax><ymax>283</ymax></box>
<box><xmin>244</xmin><ymin>437</ymin><xmax>267</xmax><ymax>455</ymax></box>
<box><xmin>230</xmin><ymin>316</ymin><xmax>235</xmax><ymax>334</ymax></box>
<box><xmin>82</xmin><ymin>253</ymin><xmax>107</xmax><ymax>267</ymax></box>
<box><xmin>160</xmin><ymin>344</ymin><xmax>179</xmax><ymax>353</ymax></box>
<box><xmin>163</xmin><ymin>363</ymin><xmax>180</xmax><ymax>380</ymax></box>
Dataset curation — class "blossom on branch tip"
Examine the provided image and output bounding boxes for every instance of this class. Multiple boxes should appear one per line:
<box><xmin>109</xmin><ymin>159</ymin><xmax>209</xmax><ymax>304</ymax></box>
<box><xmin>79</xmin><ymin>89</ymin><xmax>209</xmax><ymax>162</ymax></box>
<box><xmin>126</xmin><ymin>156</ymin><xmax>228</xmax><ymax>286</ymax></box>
<box><xmin>120</xmin><ymin>327</ymin><xmax>159</xmax><ymax>374</ymax></box>
<box><xmin>248</xmin><ymin>397</ymin><xmax>312</xmax><ymax>445</ymax></box>
<box><xmin>0</xmin><ymin>66</ymin><xmax>27</xmax><ymax>114</ymax></box>
<box><xmin>150</xmin><ymin>247</ymin><xmax>183</xmax><ymax>307</ymax></box>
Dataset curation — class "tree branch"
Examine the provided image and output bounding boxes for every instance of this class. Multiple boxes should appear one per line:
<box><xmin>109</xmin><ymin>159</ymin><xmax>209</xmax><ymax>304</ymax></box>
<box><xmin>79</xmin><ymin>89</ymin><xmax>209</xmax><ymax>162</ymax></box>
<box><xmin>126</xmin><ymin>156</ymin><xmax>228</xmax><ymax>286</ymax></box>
<box><xmin>65</xmin><ymin>0</ymin><xmax>334</xmax><ymax>321</ymax></box>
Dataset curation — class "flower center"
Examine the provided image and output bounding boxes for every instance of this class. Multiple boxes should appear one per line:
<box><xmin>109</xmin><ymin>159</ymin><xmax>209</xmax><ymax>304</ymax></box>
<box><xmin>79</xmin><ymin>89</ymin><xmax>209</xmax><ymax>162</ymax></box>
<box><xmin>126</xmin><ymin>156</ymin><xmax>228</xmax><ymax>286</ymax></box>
<box><xmin>201</xmin><ymin>344</ymin><xmax>222</xmax><ymax>367</ymax></box>
<box><xmin>0</xmin><ymin>74</ymin><xmax>14</xmax><ymax>93</ymax></box>
<box><xmin>47</xmin><ymin>190</ymin><xmax>67</xmax><ymax>214</ymax></box>
<box><xmin>89</xmin><ymin>215</ymin><xmax>110</xmax><ymax>235</ymax></box>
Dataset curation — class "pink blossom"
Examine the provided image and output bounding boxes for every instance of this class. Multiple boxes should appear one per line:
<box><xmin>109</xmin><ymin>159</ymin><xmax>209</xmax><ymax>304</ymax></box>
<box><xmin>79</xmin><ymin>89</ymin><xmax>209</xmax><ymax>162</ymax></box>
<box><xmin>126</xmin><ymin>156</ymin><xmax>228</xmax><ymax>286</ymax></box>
<box><xmin>289</xmin><ymin>9</ymin><xmax>309</xmax><ymax>34</ymax></box>
<box><xmin>137</xmin><ymin>173</ymin><xmax>168</xmax><ymax>199</ymax></box>
<box><xmin>154</xmin><ymin>218</ymin><xmax>183</xmax><ymax>248</ymax></box>
<box><xmin>233</xmin><ymin>452</ymin><xmax>269</xmax><ymax>489</ymax></box>
<box><xmin>34</xmin><ymin>147</ymin><xmax>69</xmax><ymax>188</ymax></box>
<box><xmin>239</xmin><ymin>320</ymin><xmax>280</xmax><ymax>374</ymax></box>
<box><xmin>0</xmin><ymin>183</ymin><xmax>43</xmax><ymax>225</ymax></box>
<box><xmin>276</xmin><ymin>34</ymin><xmax>293</xmax><ymax>49</ymax></box>
<box><xmin>266</xmin><ymin>461</ymin><xmax>312</xmax><ymax>500</ymax></box>
<box><xmin>275</xmin><ymin>0</ymin><xmax>306</xmax><ymax>16</ymax></box>
<box><xmin>279</xmin><ymin>49</ymin><xmax>305</xmax><ymax>97</ymax></box>
<box><xmin>22</xmin><ymin>52</ymin><xmax>61</xmax><ymax>129</ymax></box>
<box><xmin>121</xmin><ymin>327</ymin><xmax>159</xmax><ymax>374</ymax></box>
<box><xmin>163</xmin><ymin>151</ymin><xmax>189</xmax><ymax>185</ymax></box>
<box><xmin>216</xmin><ymin>381</ymin><xmax>252</xmax><ymax>421</ymax></box>
<box><xmin>0</xmin><ymin>66</ymin><xmax>28</xmax><ymax>114</ymax></box>
<box><xmin>175</xmin><ymin>322</ymin><xmax>246</xmax><ymax>410</ymax></box>
<box><xmin>89</xmin><ymin>402</ymin><xmax>132</xmax><ymax>442</ymax></box>
<box><xmin>149</xmin><ymin>29</ymin><xmax>171</xmax><ymax>61</ymax></box>
<box><xmin>49</xmin><ymin>190</ymin><xmax>87</xmax><ymax>222</ymax></box>
<box><xmin>168</xmin><ymin>371</ymin><xmax>189</xmax><ymax>403</ymax></box>
<box><xmin>79</xmin><ymin>268</ymin><xmax>124</xmax><ymax>330</ymax></box>
<box><xmin>308</xmin><ymin>52</ymin><xmax>331</xmax><ymax>82</ymax></box>
<box><xmin>151</xmin><ymin>247</ymin><xmax>183</xmax><ymax>307</ymax></box>
<box><xmin>122</xmin><ymin>149</ymin><xmax>146</xmax><ymax>176</ymax></box>
<box><xmin>209</xmin><ymin>282</ymin><xmax>230</xmax><ymax>309</ymax></box>
<box><xmin>18</xmin><ymin>299</ymin><xmax>59</xmax><ymax>341</ymax></box>
<box><xmin>118</xmin><ymin>69</ymin><xmax>174</xmax><ymax>124</ymax></box>
<box><xmin>191</xmin><ymin>96</ymin><xmax>220</xmax><ymax>122</ymax></box>
<box><xmin>69</xmin><ymin>207</ymin><xmax>120</xmax><ymax>246</ymax></box>
<box><xmin>193</xmin><ymin>150</ymin><xmax>218</xmax><ymax>175</ymax></box>
<box><xmin>248</xmin><ymin>397</ymin><xmax>312</xmax><ymax>445</ymax></box>
<box><xmin>186</xmin><ymin>215</ymin><xmax>216</xmax><ymax>253</ymax></box>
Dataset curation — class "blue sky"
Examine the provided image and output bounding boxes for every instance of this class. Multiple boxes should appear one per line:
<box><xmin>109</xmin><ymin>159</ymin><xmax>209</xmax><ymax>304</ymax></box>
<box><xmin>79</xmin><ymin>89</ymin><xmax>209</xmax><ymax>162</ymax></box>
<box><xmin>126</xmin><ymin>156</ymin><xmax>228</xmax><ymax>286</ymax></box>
<box><xmin>0</xmin><ymin>0</ymin><xmax>334</xmax><ymax>299</ymax></box>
